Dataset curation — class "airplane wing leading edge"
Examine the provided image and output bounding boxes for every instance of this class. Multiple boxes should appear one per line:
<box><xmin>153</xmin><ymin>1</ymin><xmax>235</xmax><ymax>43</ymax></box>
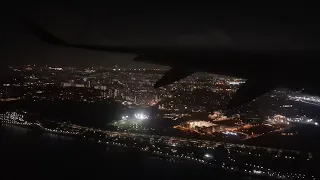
<box><xmin>22</xmin><ymin>18</ymin><xmax>142</xmax><ymax>54</ymax></box>
<box><xmin>22</xmin><ymin>19</ymin><xmax>194</xmax><ymax>92</ymax></box>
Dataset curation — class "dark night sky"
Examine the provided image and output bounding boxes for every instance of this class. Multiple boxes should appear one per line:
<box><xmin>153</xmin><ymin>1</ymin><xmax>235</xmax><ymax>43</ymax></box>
<box><xmin>1</xmin><ymin>2</ymin><xmax>320</xmax><ymax>67</ymax></box>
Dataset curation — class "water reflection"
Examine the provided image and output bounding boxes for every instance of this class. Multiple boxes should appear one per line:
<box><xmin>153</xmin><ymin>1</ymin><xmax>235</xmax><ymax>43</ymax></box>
<box><xmin>0</xmin><ymin>124</ymin><xmax>265</xmax><ymax>180</ymax></box>
<box><xmin>1</xmin><ymin>123</ymin><xmax>30</xmax><ymax>134</ymax></box>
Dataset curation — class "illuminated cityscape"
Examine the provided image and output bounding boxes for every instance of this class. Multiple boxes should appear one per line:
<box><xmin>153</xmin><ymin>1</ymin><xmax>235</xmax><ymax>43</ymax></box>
<box><xmin>288</xmin><ymin>94</ymin><xmax>320</xmax><ymax>107</ymax></box>
<box><xmin>3</xmin><ymin>4</ymin><xmax>320</xmax><ymax>180</ymax></box>
<box><xmin>1</xmin><ymin>111</ymin><xmax>317</xmax><ymax>179</ymax></box>
<box><xmin>1</xmin><ymin>65</ymin><xmax>319</xmax><ymax>179</ymax></box>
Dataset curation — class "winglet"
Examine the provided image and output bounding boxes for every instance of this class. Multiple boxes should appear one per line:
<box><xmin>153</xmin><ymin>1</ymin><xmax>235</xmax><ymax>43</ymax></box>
<box><xmin>21</xmin><ymin>18</ymin><xmax>69</xmax><ymax>46</ymax></box>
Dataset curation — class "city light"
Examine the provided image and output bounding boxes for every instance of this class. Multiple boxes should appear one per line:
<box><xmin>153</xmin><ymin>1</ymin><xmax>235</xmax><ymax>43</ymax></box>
<box><xmin>1</xmin><ymin>110</ymin><xmax>316</xmax><ymax>179</ymax></box>
<box><xmin>1</xmin><ymin>65</ymin><xmax>318</xmax><ymax>179</ymax></box>
<box><xmin>253</xmin><ymin>170</ymin><xmax>262</xmax><ymax>174</ymax></box>
<box><xmin>122</xmin><ymin>115</ymin><xmax>129</xmax><ymax>120</ymax></box>
<box><xmin>222</xmin><ymin>131</ymin><xmax>238</xmax><ymax>136</ymax></box>
<box><xmin>134</xmin><ymin>113</ymin><xmax>148</xmax><ymax>120</ymax></box>
<box><xmin>288</xmin><ymin>94</ymin><xmax>320</xmax><ymax>106</ymax></box>
<box><xmin>267</xmin><ymin>114</ymin><xmax>319</xmax><ymax>126</ymax></box>
<box><xmin>203</xmin><ymin>153</ymin><xmax>213</xmax><ymax>159</ymax></box>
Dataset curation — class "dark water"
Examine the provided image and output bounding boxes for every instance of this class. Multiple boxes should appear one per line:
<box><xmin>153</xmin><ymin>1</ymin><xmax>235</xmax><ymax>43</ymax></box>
<box><xmin>1</xmin><ymin>124</ymin><xmax>258</xmax><ymax>180</ymax></box>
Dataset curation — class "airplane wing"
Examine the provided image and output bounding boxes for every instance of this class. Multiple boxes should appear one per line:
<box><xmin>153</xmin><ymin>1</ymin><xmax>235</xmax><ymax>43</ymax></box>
<box><xmin>23</xmin><ymin>19</ymin><xmax>194</xmax><ymax>90</ymax></box>
<box><xmin>22</xmin><ymin>18</ymin><xmax>143</xmax><ymax>54</ymax></box>
<box><xmin>22</xmin><ymin>19</ymin><xmax>285</xmax><ymax>109</ymax></box>
<box><xmin>154</xmin><ymin>68</ymin><xmax>194</xmax><ymax>88</ymax></box>
<box><xmin>227</xmin><ymin>77</ymin><xmax>278</xmax><ymax>109</ymax></box>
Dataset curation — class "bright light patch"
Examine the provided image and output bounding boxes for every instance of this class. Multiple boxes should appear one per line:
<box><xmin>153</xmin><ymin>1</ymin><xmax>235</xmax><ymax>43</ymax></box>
<box><xmin>134</xmin><ymin>113</ymin><xmax>148</xmax><ymax>120</ymax></box>
<box><xmin>121</xmin><ymin>115</ymin><xmax>129</xmax><ymax>120</ymax></box>
<box><xmin>253</xmin><ymin>170</ymin><xmax>262</xmax><ymax>174</ymax></box>
<box><xmin>204</xmin><ymin>153</ymin><xmax>212</xmax><ymax>158</ymax></box>
<box><xmin>222</xmin><ymin>131</ymin><xmax>237</xmax><ymax>136</ymax></box>
<box><xmin>203</xmin><ymin>153</ymin><xmax>213</xmax><ymax>160</ymax></box>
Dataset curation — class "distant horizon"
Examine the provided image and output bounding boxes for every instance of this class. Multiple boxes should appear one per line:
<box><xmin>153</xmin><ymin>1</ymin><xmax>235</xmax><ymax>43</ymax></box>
<box><xmin>5</xmin><ymin>63</ymin><xmax>167</xmax><ymax>69</ymax></box>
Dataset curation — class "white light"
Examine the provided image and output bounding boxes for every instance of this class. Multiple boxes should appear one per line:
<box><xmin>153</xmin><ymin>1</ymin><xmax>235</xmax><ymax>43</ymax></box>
<box><xmin>134</xmin><ymin>113</ymin><xmax>148</xmax><ymax>120</ymax></box>
<box><xmin>222</xmin><ymin>131</ymin><xmax>237</xmax><ymax>136</ymax></box>
<box><xmin>253</xmin><ymin>170</ymin><xmax>262</xmax><ymax>174</ymax></box>
<box><xmin>204</xmin><ymin>153</ymin><xmax>211</xmax><ymax>158</ymax></box>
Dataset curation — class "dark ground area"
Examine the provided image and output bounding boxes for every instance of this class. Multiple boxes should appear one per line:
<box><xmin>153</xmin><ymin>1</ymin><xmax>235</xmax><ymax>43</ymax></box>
<box><xmin>1</xmin><ymin>124</ymin><xmax>272</xmax><ymax>180</ymax></box>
